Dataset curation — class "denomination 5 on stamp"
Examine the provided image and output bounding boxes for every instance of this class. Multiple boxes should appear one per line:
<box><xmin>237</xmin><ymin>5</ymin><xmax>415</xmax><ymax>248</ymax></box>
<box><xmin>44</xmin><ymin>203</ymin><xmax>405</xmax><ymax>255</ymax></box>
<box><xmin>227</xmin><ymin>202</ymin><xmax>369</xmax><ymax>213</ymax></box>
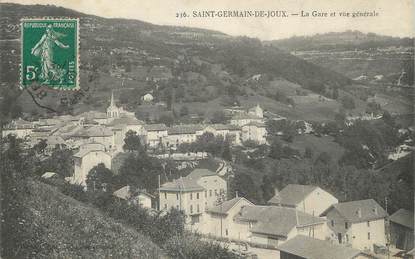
<box><xmin>21</xmin><ymin>18</ymin><xmax>79</xmax><ymax>90</ymax></box>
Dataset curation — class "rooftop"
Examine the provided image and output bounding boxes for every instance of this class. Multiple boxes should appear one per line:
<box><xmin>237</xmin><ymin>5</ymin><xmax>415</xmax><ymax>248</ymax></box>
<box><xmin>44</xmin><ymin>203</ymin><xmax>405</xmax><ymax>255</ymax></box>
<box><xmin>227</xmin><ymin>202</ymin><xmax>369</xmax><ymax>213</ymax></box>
<box><xmin>159</xmin><ymin>168</ymin><xmax>217</xmax><ymax>192</ymax></box>
<box><xmin>113</xmin><ymin>186</ymin><xmax>154</xmax><ymax>200</ymax></box>
<box><xmin>231</xmin><ymin>113</ymin><xmax>263</xmax><ymax>120</ymax></box>
<box><xmin>235</xmin><ymin>206</ymin><xmax>325</xmax><ymax>238</ymax></box>
<box><xmin>389</xmin><ymin>208</ymin><xmax>414</xmax><ymax>229</ymax></box>
<box><xmin>268</xmin><ymin>184</ymin><xmax>318</xmax><ymax>206</ymax></box>
<box><xmin>144</xmin><ymin>124</ymin><xmax>168</xmax><ymax>131</ymax></box>
<box><xmin>168</xmin><ymin>124</ymin><xmax>204</xmax><ymax>135</ymax></box>
<box><xmin>277</xmin><ymin>235</ymin><xmax>364</xmax><ymax>259</ymax></box>
<box><xmin>207</xmin><ymin>197</ymin><xmax>253</xmax><ymax>215</ymax></box>
<box><xmin>320</xmin><ymin>199</ymin><xmax>388</xmax><ymax>223</ymax></box>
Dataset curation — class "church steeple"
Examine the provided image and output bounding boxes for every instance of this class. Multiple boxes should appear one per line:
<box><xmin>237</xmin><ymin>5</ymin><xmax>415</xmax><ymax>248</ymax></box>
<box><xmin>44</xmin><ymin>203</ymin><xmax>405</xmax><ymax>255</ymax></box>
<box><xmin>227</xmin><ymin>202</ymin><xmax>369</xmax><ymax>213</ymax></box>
<box><xmin>110</xmin><ymin>91</ymin><xmax>115</xmax><ymax>107</ymax></box>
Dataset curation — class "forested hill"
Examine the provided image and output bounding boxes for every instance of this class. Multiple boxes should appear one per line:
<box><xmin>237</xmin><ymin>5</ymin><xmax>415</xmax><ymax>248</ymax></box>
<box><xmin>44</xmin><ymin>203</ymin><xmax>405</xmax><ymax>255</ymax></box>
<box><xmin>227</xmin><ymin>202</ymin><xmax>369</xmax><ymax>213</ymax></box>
<box><xmin>267</xmin><ymin>30</ymin><xmax>414</xmax><ymax>51</ymax></box>
<box><xmin>1</xmin><ymin>3</ymin><xmax>351</xmax><ymax>94</ymax></box>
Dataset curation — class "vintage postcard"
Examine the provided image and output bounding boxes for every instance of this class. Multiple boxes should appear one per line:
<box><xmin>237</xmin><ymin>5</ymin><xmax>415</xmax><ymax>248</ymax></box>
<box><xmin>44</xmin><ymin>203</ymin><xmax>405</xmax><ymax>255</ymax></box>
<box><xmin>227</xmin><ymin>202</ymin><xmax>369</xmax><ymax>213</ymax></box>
<box><xmin>0</xmin><ymin>0</ymin><xmax>414</xmax><ymax>259</ymax></box>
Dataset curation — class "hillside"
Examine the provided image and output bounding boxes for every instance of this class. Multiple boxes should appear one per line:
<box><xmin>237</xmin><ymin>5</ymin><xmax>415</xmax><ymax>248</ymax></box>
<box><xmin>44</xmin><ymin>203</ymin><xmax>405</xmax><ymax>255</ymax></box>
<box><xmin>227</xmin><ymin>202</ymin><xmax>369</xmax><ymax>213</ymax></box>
<box><xmin>267</xmin><ymin>30</ymin><xmax>414</xmax><ymax>51</ymax></box>
<box><xmin>2</xmin><ymin>178</ymin><xmax>165</xmax><ymax>258</ymax></box>
<box><xmin>268</xmin><ymin>31</ymin><xmax>415</xmax><ymax>87</ymax></box>
<box><xmin>1</xmin><ymin>3</ymin><xmax>353</xmax><ymax>122</ymax></box>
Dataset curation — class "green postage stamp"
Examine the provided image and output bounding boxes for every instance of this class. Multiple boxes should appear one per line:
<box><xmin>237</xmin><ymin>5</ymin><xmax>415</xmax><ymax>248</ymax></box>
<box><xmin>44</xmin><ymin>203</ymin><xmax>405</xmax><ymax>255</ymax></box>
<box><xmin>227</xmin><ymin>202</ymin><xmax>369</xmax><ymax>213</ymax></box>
<box><xmin>21</xmin><ymin>18</ymin><xmax>79</xmax><ymax>90</ymax></box>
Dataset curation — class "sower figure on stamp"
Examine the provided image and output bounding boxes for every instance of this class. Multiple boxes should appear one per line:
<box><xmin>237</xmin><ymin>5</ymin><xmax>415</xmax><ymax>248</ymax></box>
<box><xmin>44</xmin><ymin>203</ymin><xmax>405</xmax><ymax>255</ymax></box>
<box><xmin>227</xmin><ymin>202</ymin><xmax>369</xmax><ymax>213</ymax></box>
<box><xmin>31</xmin><ymin>24</ymin><xmax>69</xmax><ymax>84</ymax></box>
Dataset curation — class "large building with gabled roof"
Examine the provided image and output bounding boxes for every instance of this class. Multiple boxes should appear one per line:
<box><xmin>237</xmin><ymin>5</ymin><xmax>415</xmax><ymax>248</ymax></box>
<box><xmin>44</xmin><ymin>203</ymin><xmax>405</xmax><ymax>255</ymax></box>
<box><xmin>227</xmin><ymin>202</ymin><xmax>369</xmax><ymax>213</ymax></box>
<box><xmin>320</xmin><ymin>199</ymin><xmax>388</xmax><ymax>252</ymax></box>
<box><xmin>159</xmin><ymin>168</ymin><xmax>227</xmax><ymax>225</ymax></box>
<box><xmin>268</xmin><ymin>184</ymin><xmax>338</xmax><ymax>217</ymax></box>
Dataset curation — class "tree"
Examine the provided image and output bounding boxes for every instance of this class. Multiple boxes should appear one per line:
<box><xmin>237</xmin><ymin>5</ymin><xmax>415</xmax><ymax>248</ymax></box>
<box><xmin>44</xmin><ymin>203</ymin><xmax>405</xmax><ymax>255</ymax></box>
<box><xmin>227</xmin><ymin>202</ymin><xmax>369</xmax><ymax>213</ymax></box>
<box><xmin>315</xmin><ymin>152</ymin><xmax>331</xmax><ymax>165</ymax></box>
<box><xmin>304</xmin><ymin>146</ymin><xmax>314</xmax><ymax>159</ymax></box>
<box><xmin>260</xmin><ymin>175</ymin><xmax>275</xmax><ymax>203</ymax></box>
<box><xmin>118</xmin><ymin>153</ymin><xmax>162</xmax><ymax>192</ymax></box>
<box><xmin>123</xmin><ymin>130</ymin><xmax>142</xmax><ymax>152</ymax></box>
<box><xmin>179</xmin><ymin>105</ymin><xmax>189</xmax><ymax>117</ymax></box>
<box><xmin>33</xmin><ymin>139</ymin><xmax>47</xmax><ymax>154</ymax></box>
<box><xmin>210</xmin><ymin>111</ymin><xmax>227</xmax><ymax>124</ymax></box>
<box><xmin>221</xmin><ymin>141</ymin><xmax>232</xmax><ymax>161</ymax></box>
<box><xmin>40</xmin><ymin>147</ymin><xmax>73</xmax><ymax>177</ymax></box>
<box><xmin>86</xmin><ymin>163</ymin><xmax>114</xmax><ymax>192</ymax></box>
<box><xmin>341</xmin><ymin>96</ymin><xmax>356</xmax><ymax>110</ymax></box>
<box><xmin>269</xmin><ymin>139</ymin><xmax>283</xmax><ymax>159</ymax></box>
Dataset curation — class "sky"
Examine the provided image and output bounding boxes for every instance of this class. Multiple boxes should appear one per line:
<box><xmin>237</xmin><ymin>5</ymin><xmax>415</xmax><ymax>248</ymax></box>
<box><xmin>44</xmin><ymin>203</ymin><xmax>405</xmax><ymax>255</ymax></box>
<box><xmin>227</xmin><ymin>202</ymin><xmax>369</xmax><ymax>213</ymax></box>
<box><xmin>3</xmin><ymin>0</ymin><xmax>415</xmax><ymax>40</ymax></box>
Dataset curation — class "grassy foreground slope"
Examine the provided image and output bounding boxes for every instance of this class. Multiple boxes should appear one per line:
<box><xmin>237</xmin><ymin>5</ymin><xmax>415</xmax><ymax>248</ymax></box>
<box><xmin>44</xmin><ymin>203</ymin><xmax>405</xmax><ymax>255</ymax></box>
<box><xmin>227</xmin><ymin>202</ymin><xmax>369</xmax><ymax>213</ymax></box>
<box><xmin>7</xmin><ymin>179</ymin><xmax>166</xmax><ymax>258</ymax></box>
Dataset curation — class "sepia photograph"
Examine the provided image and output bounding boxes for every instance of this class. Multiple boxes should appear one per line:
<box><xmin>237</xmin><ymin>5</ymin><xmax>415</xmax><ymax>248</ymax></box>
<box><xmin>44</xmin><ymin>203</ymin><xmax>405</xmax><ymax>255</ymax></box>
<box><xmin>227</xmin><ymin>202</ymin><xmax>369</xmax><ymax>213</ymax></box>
<box><xmin>0</xmin><ymin>0</ymin><xmax>414</xmax><ymax>258</ymax></box>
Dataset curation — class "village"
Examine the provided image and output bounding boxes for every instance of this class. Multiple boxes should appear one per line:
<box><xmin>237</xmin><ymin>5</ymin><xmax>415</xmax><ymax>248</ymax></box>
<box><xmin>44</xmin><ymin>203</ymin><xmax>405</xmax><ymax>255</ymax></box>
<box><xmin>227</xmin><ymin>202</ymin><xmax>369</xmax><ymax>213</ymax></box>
<box><xmin>2</xmin><ymin>92</ymin><xmax>413</xmax><ymax>259</ymax></box>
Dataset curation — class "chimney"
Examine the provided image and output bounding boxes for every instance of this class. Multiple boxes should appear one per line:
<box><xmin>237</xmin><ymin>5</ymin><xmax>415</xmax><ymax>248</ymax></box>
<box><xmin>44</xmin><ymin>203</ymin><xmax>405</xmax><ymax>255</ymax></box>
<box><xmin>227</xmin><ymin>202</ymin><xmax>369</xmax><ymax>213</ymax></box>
<box><xmin>374</xmin><ymin>207</ymin><xmax>378</xmax><ymax>215</ymax></box>
<box><xmin>357</xmin><ymin>208</ymin><xmax>362</xmax><ymax>218</ymax></box>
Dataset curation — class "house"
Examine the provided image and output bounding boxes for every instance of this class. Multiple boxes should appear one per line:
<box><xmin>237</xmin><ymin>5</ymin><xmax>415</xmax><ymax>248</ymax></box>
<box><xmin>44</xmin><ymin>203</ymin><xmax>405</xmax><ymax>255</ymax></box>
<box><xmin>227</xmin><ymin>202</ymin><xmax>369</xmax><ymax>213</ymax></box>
<box><xmin>241</xmin><ymin>122</ymin><xmax>267</xmax><ymax>144</ymax></box>
<box><xmin>320</xmin><ymin>199</ymin><xmax>388</xmax><ymax>252</ymax></box>
<box><xmin>389</xmin><ymin>209</ymin><xmax>414</xmax><ymax>251</ymax></box>
<box><xmin>230</xmin><ymin>113</ymin><xmax>263</xmax><ymax>127</ymax></box>
<box><xmin>71</xmin><ymin>126</ymin><xmax>114</xmax><ymax>151</ymax></box>
<box><xmin>76</xmin><ymin>111</ymin><xmax>108</xmax><ymax>125</ymax></box>
<box><xmin>113</xmin><ymin>185</ymin><xmax>154</xmax><ymax>209</ymax></box>
<box><xmin>277</xmin><ymin>235</ymin><xmax>371</xmax><ymax>259</ymax></box>
<box><xmin>2</xmin><ymin>118</ymin><xmax>34</xmax><ymax>138</ymax></box>
<box><xmin>203</xmin><ymin>196</ymin><xmax>254</xmax><ymax>239</ymax></box>
<box><xmin>143</xmin><ymin>124</ymin><xmax>168</xmax><ymax>148</ymax></box>
<box><xmin>41</xmin><ymin>172</ymin><xmax>58</xmax><ymax>179</ymax></box>
<box><xmin>248</xmin><ymin>104</ymin><xmax>264</xmax><ymax>118</ymax></box>
<box><xmin>72</xmin><ymin>144</ymin><xmax>112</xmax><ymax>186</ymax></box>
<box><xmin>159</xmin><ymin>168</ymin><xmax>227</xmax><ymax>225</ymax></box>
<box><xmin>233</xmin><ymin>205</ymin><xmax>327</xmax><ymax>248</ymax></box>
<box><xmin>268</xmin><ymin>184</ymin><xmax>338</xmax><ymax>217</ymax></box>
<box><xmin>204</xmin><ymin>124</ymin><xmax>242</xmax><ymax>146</ymax></box>
<box><xmin>165</xmin><ymin>124</ymin><xmax>204</xmax><ymax>149</ymax></box>
<box><xmin>106</xmin><ymin>116</ymin><xmax>145</xmax><ymax>152</ymax></box>
<box><xmin>141</xmin><ymin>93</ymin><xmax>154</xmax><ymax>102</ymax></box>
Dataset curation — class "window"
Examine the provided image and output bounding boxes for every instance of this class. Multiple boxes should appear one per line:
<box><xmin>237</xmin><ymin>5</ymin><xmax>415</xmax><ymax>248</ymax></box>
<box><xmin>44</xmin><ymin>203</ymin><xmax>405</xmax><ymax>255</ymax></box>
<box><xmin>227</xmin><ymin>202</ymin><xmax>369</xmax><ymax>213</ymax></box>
<box><xmin>331</xmin><ymin>220</ymin><xmax>335</xmax><ymax>227</ymax></box>
<box><xmin>346</xmin><ymin>234</ymin><xmax>349</xmax><ymax>242</ymax></box>
<box><xmin>164</xmin><ymin>204</ymin><xmax>167</xmax><ymax>209</ymax></box>
<box><xmin>197</xmin><ymin>193</ymin><xmax>200</xmax><ymax>199</ymax></box>
<box><xmin>215</xmin><ymin>189</ymin><xmax>218</xmax><ymax>196</ymax></box>
<box><xmin>190</xmin><ymin>205</ymin><xmax>193</xmax><ymax>214</ymax></box>
<box><xmin>197</xmin><ymin>204</ymin><xmax>200</xmax><ymax>213</ymax></box>
<box><xmin>367</xmin><ymin>221</ymin><xmax>370</xmax><ymax>227</ymax></box>
<box><xmin>176</xmin><ymin>193</ymin><xmax>179</xmax><ymax>200</ymax></box>
<box><xmin>205</xmin><ymin>191</ymin><xmax>207</xmax><ymax>198</ymax></box>
<box><xmin>176</xmin><ymin>205</ymin><xmax>179</xmax><ymax>209</ymax></box>
<box><xmin>164</xmin><ymin>193</ymin><xmax>167</xmax><ymax>199</ymax></box>
<box><xmin>345</xmin><ymin>222</ymin><xmax>348</xmax><ymax>229</ymax></box>
<box><xmin>368</xmin><ymin>232</ymin><xmax>370</xmax><ymax>240</ymax></box>
<box><xmin>190</xmin><ymin>193</ymin><xmax>193</xmax><ymax>200</ymax></box>
<box><xmin>225</xmin><ymin>229</ymin><xmax>229</xmax><ymax>236</ymax></box>
<box><xmin>209</xmin><ymin>190</ymin><xmax>212</xmax><ymax>197</ymax></box>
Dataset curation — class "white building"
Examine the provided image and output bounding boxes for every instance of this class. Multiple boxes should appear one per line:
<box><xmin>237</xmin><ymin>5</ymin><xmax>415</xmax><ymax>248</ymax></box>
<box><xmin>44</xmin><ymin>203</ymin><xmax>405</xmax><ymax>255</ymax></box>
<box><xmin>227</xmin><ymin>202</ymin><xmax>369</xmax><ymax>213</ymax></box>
<box><xmin>141</xmin><ymin>93</ymin><xmax>154</xmax><ymax>102</ymax></box>
<box><xmin>241</xmin><ymin>122</ymin><xmax>267</xmax><ymax>144</ymax></box>
<box><xmin>113</xmin><ymin>185</ymin><xmax>154</xmax><ymax>209</ymax></box>
<box><xmin>2</xmin><ymin>118</ymin><xmax>34</xmax><ymax>138</ymax></box>
<box><xmin>143</xmin><ymin>124</ymin><xmax>168</xmax><ymax>148</ymax></box>
<box><xmin>203</xmin><ymin>196</ymin><xmax>254</xmax><ymax>239</ymax></box>
<box><xmin>159</xmin><ymin>168</ymin><xmax>227</xmax><ymax>225</ymax></box>
<box><xmin>233</xmin><ymin>205</ymin><xmax>327</xmax><ymax>248</ymax></box>
<box><xmin>320</xmin><ymin>199</ymin><xmax>388</xmax><ymax>252</ymax></box>
<box><xmin>72</xmin><ymin>144</ymin><xmax>112</xmax><ymax>186</ymax></box>
<box><xmin>106</xmin><ymin>91</ymin><xmax>135</xmax><ymax>121</ymax></box>
<box><xmin>268</xmin><ymin>184</ymin><xmax>338</xmax><ymax>217</ymax></box>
